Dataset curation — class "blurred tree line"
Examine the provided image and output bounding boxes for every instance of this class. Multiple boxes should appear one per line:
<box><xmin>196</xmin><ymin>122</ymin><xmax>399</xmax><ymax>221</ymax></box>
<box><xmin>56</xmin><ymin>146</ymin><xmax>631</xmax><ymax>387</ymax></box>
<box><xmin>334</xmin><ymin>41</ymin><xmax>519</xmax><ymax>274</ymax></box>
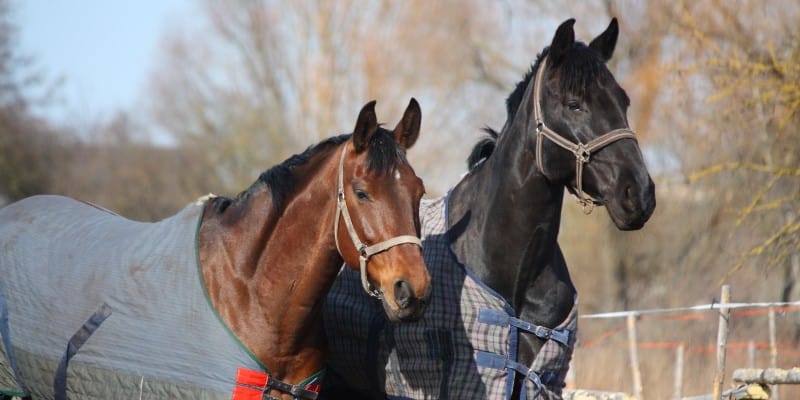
<box><xmin>1</xmin><ymin>0</ymin><xmax>798</xmax><ymax>392</ymax></box>
<box><xmin>0</xmin><ymin>0</ymin><xmax>212</xmax><ymax>220</ymax></box>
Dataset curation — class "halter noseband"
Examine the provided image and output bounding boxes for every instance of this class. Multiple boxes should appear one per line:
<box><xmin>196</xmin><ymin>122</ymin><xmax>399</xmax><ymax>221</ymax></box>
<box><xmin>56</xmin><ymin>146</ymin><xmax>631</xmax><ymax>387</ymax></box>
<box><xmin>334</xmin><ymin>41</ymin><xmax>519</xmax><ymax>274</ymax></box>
<box><xmin>533</xmin><ymin>55</ymin><xmax>638</xmax><ymax>214</ymax></box>
<box><xmin>334</xmin><ymin>143</ymin><xmax>423</xmax><ymax>298</ymax></box>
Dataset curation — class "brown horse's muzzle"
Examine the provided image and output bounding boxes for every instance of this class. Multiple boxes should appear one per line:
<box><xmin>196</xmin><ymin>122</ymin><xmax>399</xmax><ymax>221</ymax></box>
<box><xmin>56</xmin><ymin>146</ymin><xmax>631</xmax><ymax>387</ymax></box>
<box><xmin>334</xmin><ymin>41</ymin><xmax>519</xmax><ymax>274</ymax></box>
<box><xmin>368</xmin><ymin>245</ymin><xmax>431</xmax><ymax>322</ymax></box>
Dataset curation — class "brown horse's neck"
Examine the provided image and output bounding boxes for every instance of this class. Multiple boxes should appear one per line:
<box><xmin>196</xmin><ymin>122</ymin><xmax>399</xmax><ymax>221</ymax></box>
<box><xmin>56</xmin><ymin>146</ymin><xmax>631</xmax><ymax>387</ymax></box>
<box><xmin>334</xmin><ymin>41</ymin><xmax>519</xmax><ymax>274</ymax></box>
<box><xmin>197</xmin><ymin>148</ymin><xmax>342</xmax><ymax>389</ymax></box>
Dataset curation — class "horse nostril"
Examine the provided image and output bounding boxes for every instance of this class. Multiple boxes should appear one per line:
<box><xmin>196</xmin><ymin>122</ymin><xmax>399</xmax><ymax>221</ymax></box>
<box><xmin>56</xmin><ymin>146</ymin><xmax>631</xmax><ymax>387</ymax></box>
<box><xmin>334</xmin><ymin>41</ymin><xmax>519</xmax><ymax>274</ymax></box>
<box><xmin>625</xmin><ymin>185</ymin><xmax>634</xmax><ymax>199</ymax></box>
<box><xmin>394</xmin><ymin>280</ymin><xmax>416</xmax><ymax>309</ymax></box>
<box><xmin>623</xmin><ymin>185</ymin><xmax>640</xmax><ymax>209</ymax></box>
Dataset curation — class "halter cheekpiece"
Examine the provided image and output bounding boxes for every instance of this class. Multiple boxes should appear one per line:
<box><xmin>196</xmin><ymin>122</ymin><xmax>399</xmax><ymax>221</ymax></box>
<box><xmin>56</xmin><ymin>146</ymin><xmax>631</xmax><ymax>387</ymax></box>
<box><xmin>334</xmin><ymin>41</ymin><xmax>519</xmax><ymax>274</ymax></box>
<box><xmin>334</xmin><ymin>142</ymin><xmax>423</xmax><ymax>298</ymax></box>
<box><xmin>533</xmin><ymin>55</ymin><xmax>638</xmax><ymax>214</ymax></box>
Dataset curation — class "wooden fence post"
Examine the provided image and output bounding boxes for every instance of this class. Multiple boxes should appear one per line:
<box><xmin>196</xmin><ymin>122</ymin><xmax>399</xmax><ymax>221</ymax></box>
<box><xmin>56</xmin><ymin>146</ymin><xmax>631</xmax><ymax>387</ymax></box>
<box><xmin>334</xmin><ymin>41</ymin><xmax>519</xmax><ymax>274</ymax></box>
<box><xmin>626</xmin><ymin>314</ymin><xmax>643</xmax><ymax>399</ymax></box>
<box><xmin>711</xmin><ymin>285</ymin><xmax>731</xmax><ymax>400</ymax></box>
<box><xmin>769</xmin><ymin>307</ymin><xmax>779</xmax><ymax>400</ymax></box>
<box><xmin>672</xmin><ymin>343</ymin><xmax>684</xmax><ymax>400</ymax></box>
<box><xmin>566</xmin><ymin>360</ymin><xmax>576</xmax><ymax>390</ymax></box>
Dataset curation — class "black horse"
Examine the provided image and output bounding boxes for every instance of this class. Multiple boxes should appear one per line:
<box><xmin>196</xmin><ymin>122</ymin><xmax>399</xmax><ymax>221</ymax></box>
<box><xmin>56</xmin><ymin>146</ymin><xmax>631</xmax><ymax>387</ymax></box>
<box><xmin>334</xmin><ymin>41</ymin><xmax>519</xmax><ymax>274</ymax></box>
<box><xmin>323</xmin><ymin>18</ymin><xmax>655</xmax><ymax>399</ymax></box>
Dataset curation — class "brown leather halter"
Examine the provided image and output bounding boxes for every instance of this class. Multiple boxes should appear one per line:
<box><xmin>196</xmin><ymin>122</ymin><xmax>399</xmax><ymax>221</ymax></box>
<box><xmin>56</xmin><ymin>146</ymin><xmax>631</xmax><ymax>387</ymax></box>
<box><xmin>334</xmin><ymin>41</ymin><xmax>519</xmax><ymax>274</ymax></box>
<box><xmin>533</xmin><ymin>55</ymin><xmax>638</xmax><ymax>214</ymax></box>
<box><xmin>334</xmin><ymin>143</ymin><xmax>423</xmax><ymax>298</ymax></box>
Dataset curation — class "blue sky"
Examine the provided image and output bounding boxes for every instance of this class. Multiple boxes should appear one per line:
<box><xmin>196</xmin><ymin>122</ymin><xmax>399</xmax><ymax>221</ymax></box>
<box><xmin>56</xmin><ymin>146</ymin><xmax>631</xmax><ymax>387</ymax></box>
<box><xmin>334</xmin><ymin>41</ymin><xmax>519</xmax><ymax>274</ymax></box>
<box><xmin>16</xmin><ymin>1</ymin><xmax>197</xmax><ymax>124</ymax></box>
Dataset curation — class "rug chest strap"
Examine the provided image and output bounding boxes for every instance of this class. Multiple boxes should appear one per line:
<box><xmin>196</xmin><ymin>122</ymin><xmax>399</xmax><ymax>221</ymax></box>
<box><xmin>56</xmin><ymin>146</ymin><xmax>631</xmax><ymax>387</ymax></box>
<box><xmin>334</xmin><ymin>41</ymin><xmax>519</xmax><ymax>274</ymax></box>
<box><xmin>478</xmin><ymin>309</ymin><xmax>572</xmax><ymax>346</ymax></box>
<box><xmin>475</xmin><ymin>351</ymin><xmax>543</xmax><ymax>399</ymax></box>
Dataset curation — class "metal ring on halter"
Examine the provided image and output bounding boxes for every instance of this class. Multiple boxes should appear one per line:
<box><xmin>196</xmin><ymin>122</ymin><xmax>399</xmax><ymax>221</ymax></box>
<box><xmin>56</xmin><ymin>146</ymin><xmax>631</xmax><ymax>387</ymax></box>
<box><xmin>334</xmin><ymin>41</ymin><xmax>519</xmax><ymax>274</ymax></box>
<box><xmin>579</xmin><ymin>198</ymin><xmax>596</xmax><ymax>215</ymax></box>
<box><xmin>575</xmin><ymin>144</ymin><xmax>590</xmax><ymax>163</ymax></box>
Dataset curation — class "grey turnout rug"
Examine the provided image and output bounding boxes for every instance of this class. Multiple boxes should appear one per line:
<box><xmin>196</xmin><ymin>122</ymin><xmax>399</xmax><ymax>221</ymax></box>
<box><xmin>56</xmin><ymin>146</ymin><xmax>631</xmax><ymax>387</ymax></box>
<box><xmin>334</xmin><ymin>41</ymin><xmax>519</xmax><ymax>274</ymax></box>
<box><xmin>0</xmin><ymin>195</ymin><xmax>272</xmax><ymax>399</ymax></box>
<box><xmin>324</xmin><ymin>195</ymin><xmax>577</xmax><ymax>399</ymax></box>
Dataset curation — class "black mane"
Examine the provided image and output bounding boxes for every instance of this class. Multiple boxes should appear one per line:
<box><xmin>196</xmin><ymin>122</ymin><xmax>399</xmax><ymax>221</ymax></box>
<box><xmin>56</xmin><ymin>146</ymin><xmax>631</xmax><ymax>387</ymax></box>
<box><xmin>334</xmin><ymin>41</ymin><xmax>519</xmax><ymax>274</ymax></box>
<box><xmin>213</xmin><ymin>128</ymin><xmax>406</xmax><ymax>214</ymax></box>
<box><xmin>504</xmin><ymin>49</ymin><xmax>549</xmax><ymax>125</ymax></box>
<box><xmin>468</xmin><ymin>42</ymin><xmax>612</xmax><ymax>170</ymax></box>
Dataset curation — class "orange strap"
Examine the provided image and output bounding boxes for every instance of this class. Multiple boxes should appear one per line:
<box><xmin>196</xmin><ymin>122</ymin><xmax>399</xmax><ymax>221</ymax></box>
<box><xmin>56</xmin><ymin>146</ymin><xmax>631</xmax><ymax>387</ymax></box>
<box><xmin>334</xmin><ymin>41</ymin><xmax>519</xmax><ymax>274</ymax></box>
<box><xmin>232</xmin><ymin>368</ymin><xmax>321</xmax><ymax>400</ymax></box>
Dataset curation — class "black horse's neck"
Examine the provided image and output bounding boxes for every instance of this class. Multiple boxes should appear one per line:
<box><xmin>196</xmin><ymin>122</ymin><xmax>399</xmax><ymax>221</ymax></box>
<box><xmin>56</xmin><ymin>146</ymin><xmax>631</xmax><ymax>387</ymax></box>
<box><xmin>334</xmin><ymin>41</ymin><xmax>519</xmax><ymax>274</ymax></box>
<box><xmin>446</xmin><ymin>68</ymin><xmax>576</xmax><ymax>365</ymax></box>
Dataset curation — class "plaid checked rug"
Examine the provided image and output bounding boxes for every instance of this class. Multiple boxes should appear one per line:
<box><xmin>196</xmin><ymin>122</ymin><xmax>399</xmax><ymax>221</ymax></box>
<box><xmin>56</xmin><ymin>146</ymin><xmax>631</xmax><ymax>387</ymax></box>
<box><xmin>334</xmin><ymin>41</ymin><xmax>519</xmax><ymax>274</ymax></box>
<box><xmin>325</xmin><ymin>195</ymin><xmax>576</xmax><ymax>399</ymax></box>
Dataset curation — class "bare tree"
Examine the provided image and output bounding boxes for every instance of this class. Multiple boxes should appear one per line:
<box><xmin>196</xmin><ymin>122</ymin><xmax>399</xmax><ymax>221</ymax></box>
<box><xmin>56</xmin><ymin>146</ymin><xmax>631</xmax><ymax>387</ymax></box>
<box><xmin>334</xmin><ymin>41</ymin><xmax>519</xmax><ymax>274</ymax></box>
<box><xmin>669</xmin><ymin>1</ymin><xmax>800</xmax><ymax>288</ymax></box>
<box><xmin>560</xmin><ymin>0</ymin><xmax>799</xmax><ymax>306</ymax></box>
<box><xmin>146</xmin><ymin>0</ymin><xmax>589</xmax><ymax>196</ymax></box>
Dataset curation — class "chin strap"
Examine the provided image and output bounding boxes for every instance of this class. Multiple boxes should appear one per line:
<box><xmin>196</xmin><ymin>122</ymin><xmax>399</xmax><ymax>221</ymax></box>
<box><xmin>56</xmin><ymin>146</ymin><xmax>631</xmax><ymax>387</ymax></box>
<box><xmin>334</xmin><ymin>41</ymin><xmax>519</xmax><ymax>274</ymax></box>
<box><xmin>532</xmin><ymin>55</ymin><xmax>638</xmax><ymax>214</ymax></box>
<box><xmin>333</xmin><ymin>143</ymin><xmax>422</xmax><ymax>298</ymax></box>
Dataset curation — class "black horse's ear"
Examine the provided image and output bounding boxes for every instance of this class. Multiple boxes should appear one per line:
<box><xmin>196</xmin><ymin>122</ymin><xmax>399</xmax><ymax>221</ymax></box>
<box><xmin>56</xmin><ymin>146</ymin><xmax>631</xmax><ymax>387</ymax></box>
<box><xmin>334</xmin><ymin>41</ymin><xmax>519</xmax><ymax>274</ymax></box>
<box><xmin>353</xmin><ymin>100</ymin><xmax>378</xmax><ymax>153</ymax></box>
<box><xmin>589</xmin><ymin>18</ymin><xmax>619</xmax><ymax>62</ymax></box>
<box><xmin>393</xmin><ymin>98</ymin><xmax>421</xmax><ymax>150</ymax></box>
<box><xmin>549</xmin><ymin>18</ymin><xmax>576</xmax><ymax>64</ymax></box>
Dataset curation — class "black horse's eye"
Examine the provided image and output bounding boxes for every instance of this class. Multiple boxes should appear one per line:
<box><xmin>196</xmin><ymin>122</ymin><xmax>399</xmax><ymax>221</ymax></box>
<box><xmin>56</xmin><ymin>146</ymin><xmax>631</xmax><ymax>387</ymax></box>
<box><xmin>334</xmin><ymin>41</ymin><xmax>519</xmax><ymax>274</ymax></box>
<box><xmin>567</xmin><ymin>100</ymin><xmax>581</xmax><ymax>111</ymax></box>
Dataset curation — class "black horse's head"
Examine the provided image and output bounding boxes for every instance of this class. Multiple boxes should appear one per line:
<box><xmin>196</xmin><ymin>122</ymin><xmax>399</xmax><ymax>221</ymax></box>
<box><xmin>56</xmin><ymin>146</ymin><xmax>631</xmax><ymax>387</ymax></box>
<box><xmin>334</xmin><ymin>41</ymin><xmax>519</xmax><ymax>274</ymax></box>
<box><xmin>521</xmin><ymin>18</ymin><xmax>656</xmax><ymax>230</ymax></box>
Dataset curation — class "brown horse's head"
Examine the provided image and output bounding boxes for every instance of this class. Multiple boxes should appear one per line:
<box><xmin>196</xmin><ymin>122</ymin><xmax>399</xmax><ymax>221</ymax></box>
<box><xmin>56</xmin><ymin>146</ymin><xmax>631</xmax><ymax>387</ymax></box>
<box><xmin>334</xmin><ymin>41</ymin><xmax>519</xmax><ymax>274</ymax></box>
<box><xmin>335</xmin><ymin>99</ymin><xmax>431</xmax><ymax>322</ymax></box>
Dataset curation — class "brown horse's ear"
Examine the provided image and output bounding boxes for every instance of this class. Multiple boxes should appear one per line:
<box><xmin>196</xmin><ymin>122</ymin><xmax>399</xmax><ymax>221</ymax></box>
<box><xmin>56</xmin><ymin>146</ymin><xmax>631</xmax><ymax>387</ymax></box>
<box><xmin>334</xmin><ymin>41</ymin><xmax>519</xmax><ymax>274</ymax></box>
<box><xmin>393</xmin><ymin>98</ymin><xmax>421</xmax><ymax>150</ymax></box>
<box><xmin>353</xmin><ymin>100</ymin><xmax>378</xmax><ymax>153</ymax></box>
<box><xmin>549</xmin><ymin>18</ymin><xmax>575</xmax><ymax>65</ymax></box>
<box><xmin>589</xmin><ymin>17</ymin><xmax>619</xmax><ymax>62</ymax></box>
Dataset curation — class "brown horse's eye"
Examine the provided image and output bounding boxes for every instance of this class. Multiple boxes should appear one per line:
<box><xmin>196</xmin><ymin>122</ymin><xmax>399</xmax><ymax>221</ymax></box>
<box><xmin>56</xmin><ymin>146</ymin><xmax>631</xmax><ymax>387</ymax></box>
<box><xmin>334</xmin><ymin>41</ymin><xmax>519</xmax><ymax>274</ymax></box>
<box><xmin>355</xmin><ymin>189</ymin><xmax>370</xmax><ymax>201</ymax></box>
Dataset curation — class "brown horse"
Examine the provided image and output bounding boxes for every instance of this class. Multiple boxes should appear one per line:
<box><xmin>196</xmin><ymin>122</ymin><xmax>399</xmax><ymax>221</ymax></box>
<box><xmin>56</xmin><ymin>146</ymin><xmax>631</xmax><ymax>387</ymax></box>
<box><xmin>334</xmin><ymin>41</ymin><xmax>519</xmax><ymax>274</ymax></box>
<box><xmin>0</xmin><ymin>99</ymin><xmax>431</xmax><ymax>400</ymax></box>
